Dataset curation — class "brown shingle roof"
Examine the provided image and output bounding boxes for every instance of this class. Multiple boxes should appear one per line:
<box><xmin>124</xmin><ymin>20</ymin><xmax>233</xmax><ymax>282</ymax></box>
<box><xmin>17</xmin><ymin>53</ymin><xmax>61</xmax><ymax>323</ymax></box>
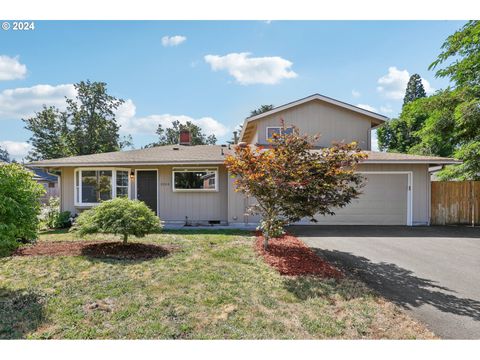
<box><xmin>29</xmin><ymin>144</ymin><xmax>461</xmax><ymax>167</ymax></box>
<box><xmin>362</xmin><ymin>151</ymin><xmax>460</xmax><ymax>164</ymax></box>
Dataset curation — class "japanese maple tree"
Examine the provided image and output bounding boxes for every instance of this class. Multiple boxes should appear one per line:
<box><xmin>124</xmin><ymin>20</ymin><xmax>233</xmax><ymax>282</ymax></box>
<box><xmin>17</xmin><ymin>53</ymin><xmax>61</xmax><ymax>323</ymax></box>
<box><xmin>225</xmin><ymin>124</ymin><xmax>367</xmax><ymax>249</ymax></box>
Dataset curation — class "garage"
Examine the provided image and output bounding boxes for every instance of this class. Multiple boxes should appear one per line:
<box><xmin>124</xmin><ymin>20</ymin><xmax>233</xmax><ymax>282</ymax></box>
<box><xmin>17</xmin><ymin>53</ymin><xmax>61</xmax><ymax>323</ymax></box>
<box><xmin>297</xmin><ymin>172</ymin><xmax>412</xmax><ymax>225</ymax></box>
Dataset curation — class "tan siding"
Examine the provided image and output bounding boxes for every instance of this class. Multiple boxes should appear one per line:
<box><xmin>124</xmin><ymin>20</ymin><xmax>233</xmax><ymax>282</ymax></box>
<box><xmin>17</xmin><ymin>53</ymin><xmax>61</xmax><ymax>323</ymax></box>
<box><xmin>158</xmin><ymin>165</ymin><xmax>228</xmax><ymax>223</ymax></box>
<box><xmin>227</xmin><ymin>176</ymin><xmax>261</xmax><ymax>224</ymax></box>
<box><xmin>60</xmin><ymin>165</ymin><xmax>228</xmax><ymax>223</ymax></box>
<box><xmin>248</xmin><ymin>100</ymin><xmax>373</xmax><ymax>150</ymax></box>
<box><xmin>60</xmin><ymin>167</ymin><xmax>75</xmax><ymax>214</ymax></box>
<box><xmin>227</xmin><ymin>163</ymin><xmax>431</xmax><ymax>225</ymax></box>
<box><xmin>358</xmin><ymin>163</ymin><xmax>430</xmax><ymax>225</ymax></box>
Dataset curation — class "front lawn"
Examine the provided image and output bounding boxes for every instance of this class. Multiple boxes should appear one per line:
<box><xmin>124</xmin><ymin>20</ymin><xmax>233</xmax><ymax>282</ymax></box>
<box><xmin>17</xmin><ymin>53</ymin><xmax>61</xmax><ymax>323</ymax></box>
<box><xmin>0</xmin><ymin>229</ymin><xmax>434</xmax><ymax>339</ymax></box>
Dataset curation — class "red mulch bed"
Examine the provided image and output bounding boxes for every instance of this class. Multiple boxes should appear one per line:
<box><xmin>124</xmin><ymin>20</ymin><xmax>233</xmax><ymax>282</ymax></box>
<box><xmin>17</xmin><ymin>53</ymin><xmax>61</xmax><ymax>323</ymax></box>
<box><xmin>255</xmin><ymin>233</ymin><xmax>343</xmax><ymax>278</ymax></box>
<box><xmin>13</xmin><ymin>241</ymin><xmax>176</xmax><ymax>260</ymax></box>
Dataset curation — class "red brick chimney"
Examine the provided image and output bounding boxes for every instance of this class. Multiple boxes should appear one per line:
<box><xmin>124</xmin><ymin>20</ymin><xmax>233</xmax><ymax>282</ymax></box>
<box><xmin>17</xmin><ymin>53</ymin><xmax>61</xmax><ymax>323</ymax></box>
<box><xmin>179</xmin><ymin>129</ymin><xmax>191</xmax><ymax>146</ymax></box>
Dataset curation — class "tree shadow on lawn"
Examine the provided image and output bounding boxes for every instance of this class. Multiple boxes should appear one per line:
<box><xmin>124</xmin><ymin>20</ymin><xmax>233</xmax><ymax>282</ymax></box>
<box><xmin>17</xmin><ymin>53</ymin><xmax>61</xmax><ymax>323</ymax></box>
<box><xmin>0</xmin><ymin>287</ymin><xmax>46</xmax><ymax>339</ymax></box>
<box><xmin>283</xmin><ymin>276</ymin><xmax>371</xmax><ymax>301</ymax></box>
<box><xmin>310</xmin><ymin>249</ymin><xmax>480</xmax><ymax>321</ymax></box>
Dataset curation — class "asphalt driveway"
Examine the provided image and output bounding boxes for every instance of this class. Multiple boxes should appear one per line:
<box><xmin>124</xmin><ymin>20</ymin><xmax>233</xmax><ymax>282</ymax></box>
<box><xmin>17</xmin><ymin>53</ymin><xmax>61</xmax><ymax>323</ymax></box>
<box><xmin>288</xmin><ymin>225</ymin><xmax>480</xmax><ymax>339</ymax></box>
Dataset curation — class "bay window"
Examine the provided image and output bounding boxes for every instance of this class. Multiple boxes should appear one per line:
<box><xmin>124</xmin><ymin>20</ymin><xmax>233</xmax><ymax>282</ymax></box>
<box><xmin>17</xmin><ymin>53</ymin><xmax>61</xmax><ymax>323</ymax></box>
<box><xmin>74</xmin><ymin>168</ymin><xmax>130</xmax><ymax>206</ymax></box>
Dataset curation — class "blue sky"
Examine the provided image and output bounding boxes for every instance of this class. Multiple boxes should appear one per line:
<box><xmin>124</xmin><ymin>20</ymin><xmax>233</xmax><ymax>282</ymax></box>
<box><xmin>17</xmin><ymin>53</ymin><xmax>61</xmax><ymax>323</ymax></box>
<box><xmin>0</xmin><ymin>20</ymin><xmax>466</xmax><ymax>159</ymax></box>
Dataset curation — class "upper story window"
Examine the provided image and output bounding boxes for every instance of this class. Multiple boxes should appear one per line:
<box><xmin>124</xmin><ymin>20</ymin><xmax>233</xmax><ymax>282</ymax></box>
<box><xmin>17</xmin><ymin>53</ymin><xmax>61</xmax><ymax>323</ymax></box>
<box><xmin>266</xmin><ymin>126</ymin><xmax>294</xmax><ymax>140</ymax></box>
<box><xmin>74</xmin><ymin>168</ymin><xmax>130</xmax><ymax>206</ymax></box>
<box><xmin>172</xmin><ymin>167</ymin><xmax>218</xmax><ymax>192</ymax></box>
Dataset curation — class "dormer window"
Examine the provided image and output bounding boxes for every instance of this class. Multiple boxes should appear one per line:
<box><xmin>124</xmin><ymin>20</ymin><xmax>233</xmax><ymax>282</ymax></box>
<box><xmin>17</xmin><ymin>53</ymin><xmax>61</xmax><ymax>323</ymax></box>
<box><xmin>266</xmin><ymin>126</ymin><xmax>294</xmax><ymax>140</ymax></box>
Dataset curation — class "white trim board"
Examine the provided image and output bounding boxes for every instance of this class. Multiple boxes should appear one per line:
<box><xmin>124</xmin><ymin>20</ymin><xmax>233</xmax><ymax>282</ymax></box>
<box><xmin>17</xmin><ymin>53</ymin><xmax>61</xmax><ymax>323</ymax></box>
<box><xmin>74</xmin><ymin>167</ymin><xmax>131</xmax><ymax>207</ymax></box>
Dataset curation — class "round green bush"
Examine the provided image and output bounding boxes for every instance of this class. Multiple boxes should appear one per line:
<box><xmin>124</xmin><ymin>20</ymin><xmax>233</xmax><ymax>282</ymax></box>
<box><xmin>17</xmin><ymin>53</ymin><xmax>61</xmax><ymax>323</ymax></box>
<box><xmin>72</xmin><ymin>197</ymin><xmax>162</xmax><ymax>243</ymax></box>
<box><xmin>0</xmin><ymin>163</ymin><xmax>45</xmax><ymax>251</ymax></box>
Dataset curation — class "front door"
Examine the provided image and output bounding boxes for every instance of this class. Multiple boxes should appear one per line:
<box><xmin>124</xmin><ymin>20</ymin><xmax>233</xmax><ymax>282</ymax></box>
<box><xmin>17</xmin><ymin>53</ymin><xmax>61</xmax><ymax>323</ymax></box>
<box><xmin>136</xmin><ymin>170</ymin><xmax>158</xmax><ymax>214</ymax></box>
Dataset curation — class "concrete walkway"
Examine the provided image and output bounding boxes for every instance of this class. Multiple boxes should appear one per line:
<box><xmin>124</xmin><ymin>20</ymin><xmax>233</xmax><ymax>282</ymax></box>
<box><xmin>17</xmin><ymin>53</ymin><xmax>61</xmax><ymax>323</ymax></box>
<box><xmin>289</xmin><ymin>225</ymin><xmax>480</xmax><ymax>339</ymax></box>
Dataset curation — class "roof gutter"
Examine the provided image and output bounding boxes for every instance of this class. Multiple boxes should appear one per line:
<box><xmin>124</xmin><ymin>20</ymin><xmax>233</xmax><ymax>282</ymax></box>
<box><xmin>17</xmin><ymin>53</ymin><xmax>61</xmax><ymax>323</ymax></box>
<box><xmin>28</xmin><ymin>160</ymin><xmax>226</xmax><ymax>167</ymax></box>
<box><xmin>363</xmin><ymin>160</ymin><xmax>461</xmax><ymax>165</ymax></box>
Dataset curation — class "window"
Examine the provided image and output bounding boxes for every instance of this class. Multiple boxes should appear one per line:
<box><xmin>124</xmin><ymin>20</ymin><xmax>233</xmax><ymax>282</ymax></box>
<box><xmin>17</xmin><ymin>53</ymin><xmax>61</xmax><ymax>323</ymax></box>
<box><xmin>48</xmin><ymin>182</ymin><xmax>55</xmax><ymax>188</ymax></box>
<box><xmin>74</xmin><ymin>168</ymin><xmax>130</xmax><ymax>206</ymax></box>
<box><xmin>172</xmin><ymin>168</ymin><xmax>218</xmax><ymax>191</ymax></box>
<box><xmin>116</xmin><ymin>170</ymin><xmax>129</xmax><ymax>198</ymax></box>
<box><xmin>266</xmin><ymin>126</ymin><xmax>294</xmax><ymax>140</ymax></box>
<box><xmin>81</xmin><ymin>170</ymin><xmax>112</xmax><ymax>203</ymax></box>
<box><xmin>266</xmin><ymin>127</ymin><xmax>281</xmax><ymax>140</ymax></box>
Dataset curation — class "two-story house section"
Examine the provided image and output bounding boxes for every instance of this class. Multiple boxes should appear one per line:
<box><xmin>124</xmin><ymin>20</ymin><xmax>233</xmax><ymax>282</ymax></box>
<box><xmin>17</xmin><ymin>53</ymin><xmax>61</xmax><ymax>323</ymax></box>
<box><xmin>30</xmin><ymin>94</ymin><xmax>460</xmax><ymax>227</ymax></box>
<box><xmin>233</xmin><ymin>94</ymin><xmax>460</xmax><ymax>226</ymax></box>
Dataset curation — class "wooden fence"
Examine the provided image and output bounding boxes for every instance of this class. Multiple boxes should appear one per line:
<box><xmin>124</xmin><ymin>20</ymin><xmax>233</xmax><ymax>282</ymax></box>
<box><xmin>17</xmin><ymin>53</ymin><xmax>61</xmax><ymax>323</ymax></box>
<box><xmin>431</xmin><ymin>181</ymin><xmax>480</xmax><ymax>225</ymax></box>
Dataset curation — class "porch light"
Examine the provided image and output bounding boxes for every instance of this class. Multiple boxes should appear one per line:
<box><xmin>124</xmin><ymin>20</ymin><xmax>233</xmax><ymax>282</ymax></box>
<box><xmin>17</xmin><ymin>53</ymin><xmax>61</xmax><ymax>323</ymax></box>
<box><xmin>130</xmin><ymin>170</ymin><xmax>135</xmax><ymax>180</ymax></box>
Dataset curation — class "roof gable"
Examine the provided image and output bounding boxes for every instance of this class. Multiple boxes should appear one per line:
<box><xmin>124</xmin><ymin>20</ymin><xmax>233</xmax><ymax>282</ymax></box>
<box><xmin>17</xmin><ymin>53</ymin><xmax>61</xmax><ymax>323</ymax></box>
<box><xmin>239</xmin><ymin>93</ymin><xmax>388</xmax><ymax>142</ymax></box>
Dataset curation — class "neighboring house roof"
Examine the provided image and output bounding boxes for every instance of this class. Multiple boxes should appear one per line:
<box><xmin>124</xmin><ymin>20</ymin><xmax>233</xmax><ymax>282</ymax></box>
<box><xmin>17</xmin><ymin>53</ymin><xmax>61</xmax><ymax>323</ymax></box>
<box><xmin>28</xmin><ymin>144</ymin><xmax>460</xmax><ymax>167</ymax></box>
<box><xmin>30</xmin><ymin>167</ymin><xmax>59</xmax><ymax>182</ymax></box>
<box><xmin>239</xmin><ymin>93</ymin><xmax>389</xmax><ymax>142</ymax></box>
<box><xmin>28</xmin><ymin>145</ymin><xmax>229</xmax><ymax>167</ymax></box>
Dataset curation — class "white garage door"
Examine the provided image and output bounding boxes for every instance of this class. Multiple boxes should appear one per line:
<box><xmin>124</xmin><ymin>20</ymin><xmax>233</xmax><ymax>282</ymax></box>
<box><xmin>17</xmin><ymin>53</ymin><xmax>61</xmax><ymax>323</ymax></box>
<box><xmin>297</xmin><ymin>173</ymin><xmax>410</xmax><ymax>225</ymax></box>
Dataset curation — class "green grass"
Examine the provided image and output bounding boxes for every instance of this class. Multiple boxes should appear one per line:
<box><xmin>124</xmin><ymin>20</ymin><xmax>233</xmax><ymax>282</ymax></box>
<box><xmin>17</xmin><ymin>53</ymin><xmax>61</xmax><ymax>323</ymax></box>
<box><xmin>0</xmin><ymin>229</ymin><xmax>434</xmax><ymax>339</ymax></box>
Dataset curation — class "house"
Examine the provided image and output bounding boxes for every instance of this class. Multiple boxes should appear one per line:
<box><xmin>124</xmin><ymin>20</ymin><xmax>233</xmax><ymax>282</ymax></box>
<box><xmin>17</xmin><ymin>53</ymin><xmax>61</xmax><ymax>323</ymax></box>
<box><xmin>1</xmin><ymin>161</ymin><xmax>59</xmax><ymax>203</ymax></box>
<box><xmin>30</xmin><ymin>167</ymin><xmax>60</xmax><ymax>203</ymax></box>
<box><xmin>28</xmin><ymin>94</ymin><xmax>460</xmax><ymax>226</ymax></box>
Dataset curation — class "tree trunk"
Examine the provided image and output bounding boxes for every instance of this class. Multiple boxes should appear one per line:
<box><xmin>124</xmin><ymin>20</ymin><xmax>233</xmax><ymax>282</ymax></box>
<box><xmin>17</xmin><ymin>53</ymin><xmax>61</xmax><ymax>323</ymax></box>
<box><xmin>123</xmin><ymin>233</ymin><xmax>128</xmax><ymax>244</ymax></box>
<box><xmin>263</xmin><ymin>233</ymin><xmax>269</xmax><ymax>251</ymax></box>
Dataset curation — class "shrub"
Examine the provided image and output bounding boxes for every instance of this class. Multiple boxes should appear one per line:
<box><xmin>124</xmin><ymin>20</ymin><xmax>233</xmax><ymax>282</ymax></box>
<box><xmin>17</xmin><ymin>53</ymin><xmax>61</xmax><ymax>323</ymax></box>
<box><xmin>72</xmin><ymin>197</ymin><xmax>162</xmax><ymax>243</ymax></box>
<box><xmin>225</xmin><ymin>122</ymin><xmax>366</xmax><ymax>249</ymax></box>
<box><xmin>0</xmin><ymin>163</ymin><xmax>45</xmax><ymax>253</ymax></box>
<box><xmin>40</xmin><ymin>197</ymin><xmax>72</xmax><ymax>229</ymax></box>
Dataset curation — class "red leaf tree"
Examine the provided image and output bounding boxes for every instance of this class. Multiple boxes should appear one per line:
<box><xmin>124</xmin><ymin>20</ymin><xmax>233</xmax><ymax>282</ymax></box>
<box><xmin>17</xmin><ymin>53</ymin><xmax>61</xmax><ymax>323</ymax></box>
<box><xmin>225</xmin><ymin>122</ymin><xmax>367</xmax><ymax>249</ymax></box>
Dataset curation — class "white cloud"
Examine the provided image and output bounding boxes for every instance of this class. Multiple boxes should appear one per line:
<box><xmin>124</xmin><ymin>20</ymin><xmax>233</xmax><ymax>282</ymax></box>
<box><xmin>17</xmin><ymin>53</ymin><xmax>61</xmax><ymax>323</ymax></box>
<box><xmin>0</xmin><ymin>55</ymin><xmax>27</xmax><ymax>81</ymax></box>
<box><xmin>0</xmin><ymin>140</ymin><xmax>32</xmax><ymax>160</ymax></box>
<box><xmin>351</xmin><ymin>89</ymin><xmax>361</xmax><ymax>98</ymax></box>
<box><xmin>161</xmin><ymin>35</ymin><xmax>187</xmax><ymax>47</ymax></box>
<box><xmin>380</xmin><ymin>105</ymin><xmax>394</xmax><ymax>114</ymax></box>
<box><xmin>0</xmin><ymin>84</ymin><xmax>76</xmax><ymax>120</ymax></box>
<box><xmin>377</xmin><ymin>66</ymin><xmax>435</xmax><ymax>100</ymax></box>
<box><xmin>204</xmin><ymin>52</ymin><xmax>297</xmax><ymax>85</ymax></box>
<box><xmin>421</xmin><ymin>78</ymin><xmax>435</xmax><ymax>95</ymax></box>
<box><xmin>356</xmin><ymin>104</ymin><xmax>378</xmax><ymax>113</ymax></box>
<box><xmin>116</xmin><ymin>99</ymin><xmax>229</xmax><ymax>138</ymax></box>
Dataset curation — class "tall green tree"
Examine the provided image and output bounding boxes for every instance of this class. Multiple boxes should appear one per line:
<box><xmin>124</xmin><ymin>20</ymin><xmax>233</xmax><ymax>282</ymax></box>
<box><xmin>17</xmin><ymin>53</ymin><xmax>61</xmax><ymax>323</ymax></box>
<box><xmin>147</xmin><ymin>120</ymin><xmax>216</xmax><ymax>147</ymax></box>
<box><xmin>250</xmin><ymin>104</ymin><xmax>274</xmax><ymax>117</ymax></box>
<box><xmin>425</xmin><ymin>20</ymin><xmax>480</xmax><ymax>180</ymax></box>
<box><xmin>24</xmin><ymin>106</ymin><xmax>71</xmax><ymax>161</ymax></box>
<box><xmin>0</xmin><ymin>145</ymin><xmax>10</xmax><ymax>163</ymax></box>
<box><xmin>429</xmin><ymin>20</ymin><xmax>480</xmax><ymax>90</ymax></box>
<box><xmin>377</xmin><ymin>74</ymin><xmax>428</xmax><ymax>152</ymax></box>
<box><xmin>403</xmin><ymin>74</ymin><xmax>427</xmax><ymax>106</ymax></box>
<box><xmin>380</xmin><ymin>21</ymin><xmax>480</xmax><ymax>180</ymax></box>
<box><xmin>24</xmin><ymin>80</ymin><xmax>132</xmax><ymax>161</ymax></box>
